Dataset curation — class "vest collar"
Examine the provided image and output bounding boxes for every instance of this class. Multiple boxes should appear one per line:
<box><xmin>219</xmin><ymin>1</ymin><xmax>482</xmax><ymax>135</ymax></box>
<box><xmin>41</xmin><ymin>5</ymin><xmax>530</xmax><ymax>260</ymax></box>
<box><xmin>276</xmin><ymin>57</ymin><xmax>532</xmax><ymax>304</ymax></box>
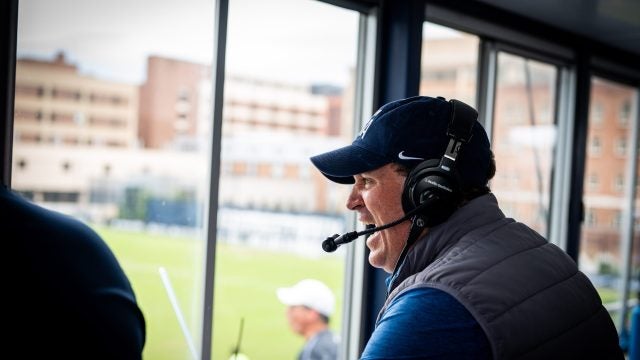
<box><xmin>389</xmin><ymin>193</ymin><xmax>506</xmax><ymax>292</ymax></box>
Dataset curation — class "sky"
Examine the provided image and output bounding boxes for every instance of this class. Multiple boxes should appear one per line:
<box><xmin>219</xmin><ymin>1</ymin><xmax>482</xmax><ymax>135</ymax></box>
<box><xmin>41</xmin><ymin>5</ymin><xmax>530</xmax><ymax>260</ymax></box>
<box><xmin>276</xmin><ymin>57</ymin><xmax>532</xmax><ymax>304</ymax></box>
<box><xmin>17</xmin><ymin>0</ymin><xmax>360</xmax><ymax>86</ymax></box>
<box><xmin>17</xmin><ymin>0</ymin><xmax>459</xmax><ymax>86</ymax></box>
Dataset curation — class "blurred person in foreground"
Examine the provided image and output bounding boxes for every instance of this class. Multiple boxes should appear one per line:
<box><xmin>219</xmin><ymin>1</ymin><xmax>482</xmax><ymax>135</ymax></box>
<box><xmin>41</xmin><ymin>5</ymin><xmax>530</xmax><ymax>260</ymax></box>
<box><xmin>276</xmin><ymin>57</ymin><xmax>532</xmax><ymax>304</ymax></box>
<box><xmin>277</xmin><ymin>279</ymin><xmax>339</xmax><ymax>360</ymax></box>
<box><xmin>3</xmin><ymin>184</ymin><xmax>146</xmax><ymax>359</ymax></box>
<box><xmin>310</xmin><ymin>95</ymin><xmax>623</xmax><ymax>359</ymax></box>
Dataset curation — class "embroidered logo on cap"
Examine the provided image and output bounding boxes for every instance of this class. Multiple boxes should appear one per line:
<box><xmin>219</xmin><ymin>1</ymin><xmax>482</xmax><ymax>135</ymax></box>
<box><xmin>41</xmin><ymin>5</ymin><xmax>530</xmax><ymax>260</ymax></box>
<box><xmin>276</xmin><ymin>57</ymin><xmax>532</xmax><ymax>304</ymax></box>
<box><xmin>359</xmin><ymin>108</ymin><xmax>381</xmax><ymax>139</ymax></box>
<box><xmin>398</xmin><ymin>151</ymin><xmax>424</xmax><ymax>161</ymax></box>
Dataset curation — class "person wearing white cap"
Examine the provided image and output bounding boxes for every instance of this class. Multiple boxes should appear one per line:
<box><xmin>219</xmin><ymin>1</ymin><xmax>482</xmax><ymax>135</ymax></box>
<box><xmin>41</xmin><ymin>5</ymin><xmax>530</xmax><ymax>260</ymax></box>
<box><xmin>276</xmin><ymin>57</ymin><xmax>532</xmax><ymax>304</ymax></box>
<box><xmin>277</xmin><ymin>279</ymin><xmax>339</xmax><ymax>360</ymax></box>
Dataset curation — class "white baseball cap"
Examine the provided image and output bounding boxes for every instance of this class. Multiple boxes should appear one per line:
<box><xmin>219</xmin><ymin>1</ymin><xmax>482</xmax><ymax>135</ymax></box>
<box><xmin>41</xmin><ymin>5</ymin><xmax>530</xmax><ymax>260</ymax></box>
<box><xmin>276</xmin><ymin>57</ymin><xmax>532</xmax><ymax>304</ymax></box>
<box><xmin>276</xmin><ymin>279</ymin><xmax>335</xmax><ymax>317</ymax></box>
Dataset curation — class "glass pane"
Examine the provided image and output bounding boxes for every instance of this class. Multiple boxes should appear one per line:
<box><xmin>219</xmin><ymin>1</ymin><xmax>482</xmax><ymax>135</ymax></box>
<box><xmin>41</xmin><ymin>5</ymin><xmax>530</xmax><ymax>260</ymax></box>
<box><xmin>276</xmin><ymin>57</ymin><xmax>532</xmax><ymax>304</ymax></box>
<box><xmin>579</xmin><ymin>77</ymin><xmax>637</xmax><ymax>327</ymax></box>
<box><xmin>213</xmin><ymin>0</ymin><xmax>357</xmax><ymax>359</ymax></box>
<box><xmin>14</xmin><ymin>1</ymin><xmax>214</xmax><ymax>359</ymax></box>
<box><xmin>420</xmin><ymin>22</ymin><xmax>479</xmax><ymax>107</ymax></box>
<box><xmin>632</xmin><ymin>136</ymin><xmax>640</xmax><ymax>325</ymax></box>
<box><xmin>491</xmin><ymin>52</ymin><xmax>557</xmax><ymax>236</ymax></box>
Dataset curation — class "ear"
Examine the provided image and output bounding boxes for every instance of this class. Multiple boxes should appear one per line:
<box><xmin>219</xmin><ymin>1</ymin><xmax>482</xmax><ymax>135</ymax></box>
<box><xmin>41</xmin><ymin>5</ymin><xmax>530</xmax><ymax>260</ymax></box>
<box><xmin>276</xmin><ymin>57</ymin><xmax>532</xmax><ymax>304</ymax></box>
<box><xmin>401</xmin><ymin>158</ymin><xmax>461</xmax><ymax>227</ymax></box>
<box><xmin>305</xmin><ymin>308</ymin><xmax>324</xmax><ymax>323</ymax></box>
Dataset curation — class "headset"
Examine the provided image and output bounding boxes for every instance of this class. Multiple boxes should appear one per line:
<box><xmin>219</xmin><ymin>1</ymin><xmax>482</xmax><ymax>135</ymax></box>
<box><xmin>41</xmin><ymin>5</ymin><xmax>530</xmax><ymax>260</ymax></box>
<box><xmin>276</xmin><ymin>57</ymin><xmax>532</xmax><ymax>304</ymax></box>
<box><xmin>322</xmin><ymin>98</ymin><xmax>478</xmax><ymax>253</ymax></box>
<box><xmin>401</xmin><ymin>98</ymin><xmax>477</xmax><ymax>228</ymax></box>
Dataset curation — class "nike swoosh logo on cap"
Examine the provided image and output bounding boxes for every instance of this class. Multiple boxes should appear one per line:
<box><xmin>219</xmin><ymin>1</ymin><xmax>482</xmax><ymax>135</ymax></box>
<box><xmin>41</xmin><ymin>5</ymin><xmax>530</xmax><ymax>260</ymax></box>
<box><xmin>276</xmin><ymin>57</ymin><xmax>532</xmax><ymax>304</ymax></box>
<box><xmin>398</xmin><ymin>151</ymin><xmax>424</xmax><ymax>161</ymax></box>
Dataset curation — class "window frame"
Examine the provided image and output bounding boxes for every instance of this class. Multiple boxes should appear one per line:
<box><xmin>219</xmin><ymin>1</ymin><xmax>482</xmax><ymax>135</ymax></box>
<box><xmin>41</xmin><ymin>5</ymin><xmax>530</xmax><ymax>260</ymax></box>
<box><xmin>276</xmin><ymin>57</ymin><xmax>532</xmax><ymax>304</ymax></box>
<box><xmin>4</xmin><ymin>0</ymin><xmax>640</xmax><ymax>357</ymax></box>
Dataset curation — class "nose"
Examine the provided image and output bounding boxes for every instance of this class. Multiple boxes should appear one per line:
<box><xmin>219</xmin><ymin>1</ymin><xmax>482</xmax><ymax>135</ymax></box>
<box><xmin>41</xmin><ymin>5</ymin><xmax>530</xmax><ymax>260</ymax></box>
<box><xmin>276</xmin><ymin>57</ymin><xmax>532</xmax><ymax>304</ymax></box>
<box><xmin>346</xmin><ymin>185</ymin><xmax>362</xmax><ymax>211</ymax></box>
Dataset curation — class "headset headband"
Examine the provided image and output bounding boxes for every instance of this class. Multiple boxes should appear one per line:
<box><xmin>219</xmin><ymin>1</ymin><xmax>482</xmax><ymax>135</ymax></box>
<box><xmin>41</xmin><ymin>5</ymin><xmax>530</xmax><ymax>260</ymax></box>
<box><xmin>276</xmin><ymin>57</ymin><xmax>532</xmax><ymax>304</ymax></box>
<box><xmin>440</xmin><ymin>99</ymin><xmax>477</xmax><ymax>171</ymax></box>
<box><xmin>447</xmin><ymin>99</ymin><xmax>477</xmax><ymax>143</ymax></box>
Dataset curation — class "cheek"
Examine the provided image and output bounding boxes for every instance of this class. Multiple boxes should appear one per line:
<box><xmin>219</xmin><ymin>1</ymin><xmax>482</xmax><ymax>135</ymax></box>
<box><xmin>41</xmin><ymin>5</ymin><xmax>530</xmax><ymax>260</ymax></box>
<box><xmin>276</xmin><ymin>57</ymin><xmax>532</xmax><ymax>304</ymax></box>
<box><xmin>289</xmin><ymin>308</ymin><xmax>308</xmax><ymax>323</ymax></box>
<box><xmin>375</xmin><ymin>186</ymin><xmax>405</xmax><ymax>216</ymax></box>
<box><xmin>286</xmin><ymin>309</ymin><xmax>299</xmax><ymax>322</ymax></box>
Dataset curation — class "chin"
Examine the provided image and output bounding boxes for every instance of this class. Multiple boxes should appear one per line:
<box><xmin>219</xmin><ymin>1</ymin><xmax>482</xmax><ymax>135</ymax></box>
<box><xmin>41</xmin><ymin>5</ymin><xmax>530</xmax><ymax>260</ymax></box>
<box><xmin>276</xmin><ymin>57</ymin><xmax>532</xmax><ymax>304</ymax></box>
<box><xmin>368</xmin><ymin>253</ymin><xmax>390</xmax><ymax>272</ymax></box>
<box><xmin>367</xmin><ymin>253</ymin><xmax>379</xmax><ymax>268</ymax></box>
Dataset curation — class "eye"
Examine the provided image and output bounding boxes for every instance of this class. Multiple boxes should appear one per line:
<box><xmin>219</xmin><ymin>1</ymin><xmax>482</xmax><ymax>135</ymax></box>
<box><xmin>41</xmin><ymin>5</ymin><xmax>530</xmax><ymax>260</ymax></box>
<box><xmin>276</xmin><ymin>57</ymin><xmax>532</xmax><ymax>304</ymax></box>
<box><xmin>353</xmin><ymin>174</ymin><xmax>374</xmax><ymax>188</ymax></box>
<box><xmin>362</xmin><ymin>176</ymin><xmax>374</xmax><ymax>187</ymax></box>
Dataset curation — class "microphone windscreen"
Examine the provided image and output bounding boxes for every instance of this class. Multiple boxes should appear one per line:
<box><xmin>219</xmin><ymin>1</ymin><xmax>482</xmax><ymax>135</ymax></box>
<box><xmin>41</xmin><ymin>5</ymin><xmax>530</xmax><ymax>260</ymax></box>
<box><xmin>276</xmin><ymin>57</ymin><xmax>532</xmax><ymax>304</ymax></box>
<box><xmin>322</xmin><ymin>234</ymin><xmax>339</xmax><ymax>253</ymax></box>
<box><xmin>322</xmin><ymin>239</ymin><xmax>337</xmax><ymax>252</ymax></box>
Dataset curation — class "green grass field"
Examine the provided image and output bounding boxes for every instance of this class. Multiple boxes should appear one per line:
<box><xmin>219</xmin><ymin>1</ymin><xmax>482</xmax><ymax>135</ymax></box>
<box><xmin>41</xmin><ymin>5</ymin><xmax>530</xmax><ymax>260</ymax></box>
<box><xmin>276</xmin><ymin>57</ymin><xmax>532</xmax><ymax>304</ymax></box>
<box><xmin>94</xmin><ymin>225</ymin><xmax>635</xmax><ymax>359</ymax></box>
<box><xmin>95</xmin><ymin>226</ymin><xmax>344</xmax><ymax>360</ymax></box>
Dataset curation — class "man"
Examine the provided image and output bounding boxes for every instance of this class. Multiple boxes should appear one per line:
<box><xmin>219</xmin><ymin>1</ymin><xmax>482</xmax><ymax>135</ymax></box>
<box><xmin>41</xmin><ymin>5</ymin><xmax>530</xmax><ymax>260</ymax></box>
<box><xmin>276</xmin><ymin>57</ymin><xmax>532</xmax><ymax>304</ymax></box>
<box><xmin>277</xmin><ymin>279</ymin><xmax>339</xmax><ymax>360</ymax></box>
<box><xmin>310</xmin><ymin>96</ymin><xmax>623</xmax><ymax>359</ymax></box>
<box><xmin>4</xmin><ymin>184</ymin><xmax>146</xmax><ymax>359</ymax></box>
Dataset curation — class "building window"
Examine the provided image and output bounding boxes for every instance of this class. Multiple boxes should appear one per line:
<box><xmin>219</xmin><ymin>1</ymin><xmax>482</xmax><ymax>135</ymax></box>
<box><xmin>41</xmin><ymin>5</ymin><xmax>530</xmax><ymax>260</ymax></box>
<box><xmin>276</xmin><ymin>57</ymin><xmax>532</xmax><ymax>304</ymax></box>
<box><xmin>232</xmin><ymin>161</ymin><xmax>247</xmax><ymax>176</ymax></box>
<box><xmin>586</xmin><ymin>209</ymin><xmax>597</xmax><ymax>227</ymax></box>
<box><xmin>589</xmin><ymin>136</ymin><xmax>602</xmax><ymax>156</ymax></box>
<box><xmin>106</xmin><ymin>140</ymin><xmax>124</xmax><ymax>147</ymax></box>
<box><xmin>15</xmin><ymin>109</ymin><xmax>42</xmax><ymax>122</ymax></box>
<box><xmin>611</xmin><ymin>211</ymin><xmax>622</xmax><ymax>229</ymax></box>
<box><xmin>177</xmin><ymin>87</ymin><xmax>190</xmax><ymax>101</ymax></box>
<box><xmin>613</xmin><ymin>174</ymin><xmax>624</xmax><ymax>193</ymax></box>
<box><xmin>246</xmin><ymin>162</ymin><xmax>257</xmax><ymax>176</ymax></box>
<box><xmin>52</xmin><ymin>87</ymin><xmax>81</xmax><ymax>101</ymax></box>
<box><xmin>284</xmin><ymin>164</ymin><xmax>299</xmax><ymax>179</ymax></box>
<box><xmin>257</xmin><ymin>163</ymin><xmax>271</xmax><ymax>177</ymax></box>
<box><xmin>19</xmin><ymin>133</ymin><xmax>41</xmax><ymax>143</ymax></box>
<box><xmin>111</xmin><ymin>95</ymin><xmax>126</xmax><ymax>105</ymax></box>
<box><xmin>299</xmin><ymin>165</ymin><xmax>311</xmax><ymax>180</ymax></box>
<box><xmin>51</xmin><ymin>112</ymin><xmax>74</xmax><ymax>124</ymax></box>
<box><xmin>90</xmin><ymin>92</ymin><xmax>126</xmax><ymax>105</ymax></box>
<box><xmin>272</xmin><ymin>163</ymin><xmax>284</xmax><ymax>178</ymax></box>
<box><xmin>63</xmin><ymin>136</ymin><xmax>79</xmax><ymax>145</ymax></box>
<box><xmin>15</xmin><ymin>84</ymin><xmax>45</xmax><ymax>97</ymax></box>
<box><xmin>614</xmin><ymin>137</ymin><xmax>627</xmax><ymax>157</ymax></box>
<box><xmin>618</xmin><ymin>100</ymin><xmax>631</xmax><ymax>127</ymax></box>
<box><xmin>74</xmin><ymin>112</ymin><xmax>86</xmax><ymax>126</ymax></box>
<box><xmin>222</xmin><ymin>162</ymin><xmax>232</xmax><ymax>176</ymax></box>
<box><xmin>590</xmin><ymin>102</ymin><xmax>604</xmax><ymax>125</ymax></box>
<box><xmin>43</xmin><ymin>191</ymin><xmax>79</xmax><ymax>202</ymax></box>
<box><xmin>587</xmin><ymin>173</ymin><xmax>599</xmax><ymax>191</ymax></box>
<box><xmin>505</xmin><ymin>103</ymin><xmax>526</xmax><ymax>124</ymax></box>
<box><xmin>18</xmin><ymin>191</ymin><xmax>34</xmax><ymax>200</ymax></box>
<box><xmin>422</xmin><ymin>69</ymin><xmax>457</xmax><ymax>81</ymax></box>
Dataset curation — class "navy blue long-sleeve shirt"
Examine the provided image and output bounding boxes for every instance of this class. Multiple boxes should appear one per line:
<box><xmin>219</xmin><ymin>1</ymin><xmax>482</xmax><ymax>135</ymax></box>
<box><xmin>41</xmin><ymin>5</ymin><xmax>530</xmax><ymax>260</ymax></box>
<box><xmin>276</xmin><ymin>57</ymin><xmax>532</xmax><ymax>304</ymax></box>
<box><xmin>361</xmin><ymin>287</ymin><xmax>491</xmax><ymax>359</ymax></box>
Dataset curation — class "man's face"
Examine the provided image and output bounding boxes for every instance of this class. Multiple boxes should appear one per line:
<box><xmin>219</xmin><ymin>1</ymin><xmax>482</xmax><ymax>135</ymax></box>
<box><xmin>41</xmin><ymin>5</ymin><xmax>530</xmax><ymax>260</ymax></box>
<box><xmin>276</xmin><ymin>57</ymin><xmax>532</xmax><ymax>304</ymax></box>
<box><xmin>285</xmin><ymin>305</ymin><xmax>314</xmax><ymax>336</ymax></box>
<box><xmin>346</xmin><ymin>163</ymin><xmax>409</xmax><ymax>273</ymax></box>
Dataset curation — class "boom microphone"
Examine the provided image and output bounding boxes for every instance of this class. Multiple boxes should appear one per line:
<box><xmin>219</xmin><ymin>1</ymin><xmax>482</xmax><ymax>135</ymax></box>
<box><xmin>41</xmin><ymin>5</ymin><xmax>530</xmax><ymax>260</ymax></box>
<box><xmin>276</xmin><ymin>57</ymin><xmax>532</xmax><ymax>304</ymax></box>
<box><xmin>322</xmin><ymin>225</ymin><xmax>376</xmax><ymax>253</ymax></box>
<box><xmin>322</xmin><ymin>200</ymin><xmax>433</xmax><ymax>252</ymax></box>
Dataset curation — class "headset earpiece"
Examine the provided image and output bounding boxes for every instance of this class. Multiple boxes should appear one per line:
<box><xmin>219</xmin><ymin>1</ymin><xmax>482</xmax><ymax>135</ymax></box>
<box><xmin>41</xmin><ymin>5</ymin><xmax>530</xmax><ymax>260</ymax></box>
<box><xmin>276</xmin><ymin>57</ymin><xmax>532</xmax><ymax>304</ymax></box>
<box><xmin>399</xmin><ymin>98</ymin><xmax>477</xmax><ymax>228</ymax></box>
<box><xmin>402</xmin><ymin>158</ymin><xmax>461</xmax><ymax>227</ymax></box>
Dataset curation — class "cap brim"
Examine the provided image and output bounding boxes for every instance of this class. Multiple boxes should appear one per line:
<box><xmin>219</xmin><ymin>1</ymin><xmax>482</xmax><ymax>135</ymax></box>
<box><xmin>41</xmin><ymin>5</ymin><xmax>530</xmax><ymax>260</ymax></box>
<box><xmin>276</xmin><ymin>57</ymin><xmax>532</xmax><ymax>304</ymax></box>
<box><xmin>310</xmin><ymin>144</ymin><xmax>390</xmax><ymax>184</ymax></box>
<box><xmin>276</xmin><ymin>287</ymin><xmax>300</xmax><ymax>306</ymax></box>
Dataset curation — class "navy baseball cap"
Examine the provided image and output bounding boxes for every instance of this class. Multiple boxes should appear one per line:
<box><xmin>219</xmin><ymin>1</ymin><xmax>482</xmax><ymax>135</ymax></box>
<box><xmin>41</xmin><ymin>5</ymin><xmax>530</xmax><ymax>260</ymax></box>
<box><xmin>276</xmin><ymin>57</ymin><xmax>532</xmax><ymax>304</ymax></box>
<box><xmin>310</xmin><ymin>95</ymin><xmax>492</xmax><ymax>188</ymax></box>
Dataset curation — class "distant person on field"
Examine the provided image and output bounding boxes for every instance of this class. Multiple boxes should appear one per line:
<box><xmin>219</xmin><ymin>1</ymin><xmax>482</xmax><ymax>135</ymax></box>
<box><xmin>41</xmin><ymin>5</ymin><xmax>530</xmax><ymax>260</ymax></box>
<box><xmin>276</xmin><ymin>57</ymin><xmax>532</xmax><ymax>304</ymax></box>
<box><xmin>3</xmin><ymin>184</ymin><xmax>146</xmax><ymax>359</ymax></box>
<box><xmin>277</xmin><ymin>279</ymin><xmax>339</xmax><ymax>360</ymax></box>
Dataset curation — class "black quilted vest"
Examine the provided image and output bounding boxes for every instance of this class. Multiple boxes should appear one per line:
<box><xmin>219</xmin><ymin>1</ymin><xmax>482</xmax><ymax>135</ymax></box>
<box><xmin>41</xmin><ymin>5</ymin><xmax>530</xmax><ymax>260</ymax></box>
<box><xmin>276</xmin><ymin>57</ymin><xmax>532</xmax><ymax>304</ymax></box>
<box><xmin>379</xmin><ymin>194</ymin><xmax>623</xmax><ymax>360</ymax></box>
